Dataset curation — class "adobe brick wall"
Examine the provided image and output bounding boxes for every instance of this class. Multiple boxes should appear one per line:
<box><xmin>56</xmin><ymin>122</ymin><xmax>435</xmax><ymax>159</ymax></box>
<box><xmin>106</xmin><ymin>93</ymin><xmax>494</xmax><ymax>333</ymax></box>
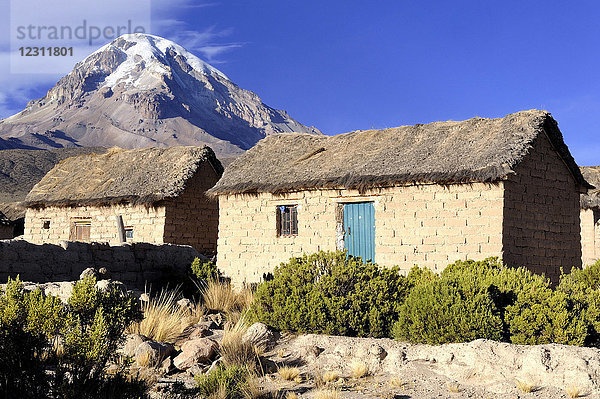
<box><xmin>24</xmin><ymin>204</ymin><xmax>167</xmax><ymax>245</ymax></box>
<box><xmin>0</xmin><ymin>239</ymin><xmax>199</xmax><ymax>291</ymax></box>
<box><xmin>581</xmin><ymin>208</ymin><xmax>599</xmax><ymax>266</ymax></box>
<box><xmin>503</xmin><ymin>133</ymin><xmax>582</xmax><ymax>281</ymax></box>
<box><xmin>163</xmin><ymin>162</ymin><xmax>220</xmax><ymax>255</ymax></box>
<box><xmin>217</xmin><ymin>183</ymin><xmax>505</xmax><ymax>285</ymax></box>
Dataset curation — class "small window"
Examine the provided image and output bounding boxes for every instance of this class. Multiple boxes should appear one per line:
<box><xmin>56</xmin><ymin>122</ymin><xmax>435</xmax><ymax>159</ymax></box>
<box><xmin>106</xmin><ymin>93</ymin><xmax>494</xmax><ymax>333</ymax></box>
<box><xmin>42</xmin><ymin>220</ymin><xmax>50</xmax><ymax>229</ymax></box>
<box><xmin>72</xmin><ymin>220</ymin><xmax>91</xmax><ymax>241</ymax></box>
<box><xmin>125</xmin><ymin>228</ymin><xmax>134</xmax><ymax>240</ymax></box>
<box><xmin>277</xmin><ymin>205</ymin><xmax>298</xmax><ymax>236</ymax></box>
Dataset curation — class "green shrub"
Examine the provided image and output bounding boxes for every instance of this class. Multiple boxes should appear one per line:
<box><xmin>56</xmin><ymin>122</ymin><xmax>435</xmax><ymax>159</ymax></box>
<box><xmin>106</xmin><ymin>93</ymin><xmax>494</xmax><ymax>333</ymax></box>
<box><xmin>191</xmin><ymin>258</ymin><xmax>222</xmax><ymax>284</ymax></box>
<box><xmin>505</xmin><ymin>283</ymin><xmax>587</xmax><ymax>345</ymax></box>
<box><xmin>250</xmin><ymin>251</ymin><xmax>408</xmax><ymax>337</ymax></box>
<box><xmin>392</xmin><ymin>271</ymin><xmax>504</xmax><ymax>344</ymax></box>
<box><xmin>195</xmin><ymin>364</ymin><xmax>249</xmax><ymax>398</ymax></box>
<box><xmin>0</xmin><ymin>276</ymin><xmax>146</xmax><ymax>399</ymax></box>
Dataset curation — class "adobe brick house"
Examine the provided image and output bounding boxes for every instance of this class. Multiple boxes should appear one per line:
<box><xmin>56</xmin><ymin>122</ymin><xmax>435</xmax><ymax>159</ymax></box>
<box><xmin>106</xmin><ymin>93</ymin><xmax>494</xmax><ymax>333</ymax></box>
<box><xmin>209</xmin><ymin>110</ymin><xmax>590</xmax><ymax>285</ymax></box>
<box><xmin>580</xmin><ymin>166</ymin><xmax>600</xmax><ymax>266</ymax></box>
<box><xmin>0</xmin><ymin>211</ymin><xmax>13</xmax><ymax>239</ymax></box>
<box><xmin>24</xmin><ymin>146</ymin><xmax>222</xmax><ymax>254</ymax></box>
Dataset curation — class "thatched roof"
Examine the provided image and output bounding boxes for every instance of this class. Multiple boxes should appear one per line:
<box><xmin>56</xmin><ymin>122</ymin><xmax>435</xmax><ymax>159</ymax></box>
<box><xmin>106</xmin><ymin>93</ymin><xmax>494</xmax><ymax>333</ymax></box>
<box><xmin>0</xmin><ymin>202</ymin><xmax>26</xmax><ymax>221</ymax></box>
<box><xmin>581</xmin><ymin>166</ymin><xmax>600</xmax><ymax>209</ymax></box>
<box><xmin>209</xmin><ymin>110</ymin><xmax>590</xmax><ymax>195</ymax></box>
<box><xmin>25</xmin><ymin>146</ymin><xmax>223</xmax><ymax>208</ymax></box>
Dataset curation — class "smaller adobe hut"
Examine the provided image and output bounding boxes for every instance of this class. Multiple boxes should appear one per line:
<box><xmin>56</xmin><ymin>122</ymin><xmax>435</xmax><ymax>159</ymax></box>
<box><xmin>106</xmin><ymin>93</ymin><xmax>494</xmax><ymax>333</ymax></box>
<box><xmin>209</xmin><ymin>110</ymin><xmax>589</xmax><ymax>285</ymax></box>
<box><xmin>580</xmin><ymin>166</ymin><xmax>600</xmax><ymax>265</ymax></box>
<box><xmin>0</xmin><ymin>211</ymin><xmax>13</xmax><ymax>239</ymax></box>
<box><xmin>24</xmin><ymin>146</ymin><xmax>223</xmax><ymax>254</ymax></box>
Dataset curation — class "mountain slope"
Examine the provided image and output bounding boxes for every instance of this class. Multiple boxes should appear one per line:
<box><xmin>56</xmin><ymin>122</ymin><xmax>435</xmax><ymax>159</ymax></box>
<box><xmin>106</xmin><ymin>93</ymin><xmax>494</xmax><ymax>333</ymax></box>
<box><xmin>0</xmin><ymin>34</ymin><xmax>320</xmax><ymax>157</ymax></box>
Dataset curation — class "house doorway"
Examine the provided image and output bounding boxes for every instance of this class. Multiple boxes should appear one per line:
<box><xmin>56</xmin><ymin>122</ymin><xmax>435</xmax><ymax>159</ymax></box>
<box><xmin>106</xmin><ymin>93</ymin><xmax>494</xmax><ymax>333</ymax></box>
<box><xmin>343</xmin><ymin>202</ymin><xmax>375</xmax><ymax>262</ymax></box>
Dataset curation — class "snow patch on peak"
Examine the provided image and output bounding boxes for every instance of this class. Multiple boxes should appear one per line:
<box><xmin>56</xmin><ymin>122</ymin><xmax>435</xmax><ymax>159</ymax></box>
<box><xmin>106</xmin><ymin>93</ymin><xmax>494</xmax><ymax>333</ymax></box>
<box><xmin>86</xmin><ymin>33</ymin><xmax>229</xmax><ymax>89</ymax></box>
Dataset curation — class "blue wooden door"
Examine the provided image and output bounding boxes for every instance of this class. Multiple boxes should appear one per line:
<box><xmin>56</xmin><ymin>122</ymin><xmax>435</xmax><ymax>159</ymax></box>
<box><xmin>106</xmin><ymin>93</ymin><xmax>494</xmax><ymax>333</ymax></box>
<box><xmin>343</xmin><ymin>202</ymin><xmax>375</xmax><ymax>262</ymax></box>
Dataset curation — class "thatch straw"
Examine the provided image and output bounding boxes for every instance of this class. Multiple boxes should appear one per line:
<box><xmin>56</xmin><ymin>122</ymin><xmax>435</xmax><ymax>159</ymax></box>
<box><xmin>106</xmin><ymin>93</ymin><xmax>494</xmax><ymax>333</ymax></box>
<box><xmin>25</xmin><ymin>146</ymin><xmax>223</xmax><ymax>208</ymax></box>
<box><xmin>0</xmin><ymin>202</ymin><xmax>26</xmax><ymax>221</ymax></box>
<box><xmin>580</xmin><ymin>166</ymin><xmax>600</xmax><ymax>209</ymax></box>
<box><xmin>208</xmin><ymin>110</ymin><xmax>589</xmax><ymax>196</ymax></box>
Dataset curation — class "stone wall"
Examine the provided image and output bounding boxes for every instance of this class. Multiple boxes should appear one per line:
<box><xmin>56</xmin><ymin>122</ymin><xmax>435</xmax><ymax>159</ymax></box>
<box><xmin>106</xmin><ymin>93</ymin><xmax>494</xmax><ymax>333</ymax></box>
<box><xmin>503</xmin><ymin>133</ymin><xmax>582</xmax><ymax>281</ymax></box>
<box><xmin>0</xmin><ymin>239</ymin><xmax>199</xmax><ymax>290</ymax></box>
<box><xmin>164</xmin><ymin>162</ymin><xmax>220</xmax><ymax>255</ymax></box>
<box><xmin>24</xmin><ymin>204</ymin><xmax>166</xmax><ymax>245</ymax></box>
<box><xmin>217</xmin><ymin>183</ymin><xmax>505</xmax><ymax>285</ymax></box>
<box><xmin>581</xmin><ymin>208</ymin><xmax>600</xmax><ymax>266</ymax></box>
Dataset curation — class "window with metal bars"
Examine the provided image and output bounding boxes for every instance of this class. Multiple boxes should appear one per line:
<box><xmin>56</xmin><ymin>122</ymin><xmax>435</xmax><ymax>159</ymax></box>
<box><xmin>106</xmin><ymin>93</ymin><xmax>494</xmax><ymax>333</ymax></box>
<box><xmin>277</xmin><ymin>205</ymin><xmax>298</xmax><ymax>236</ymax></box>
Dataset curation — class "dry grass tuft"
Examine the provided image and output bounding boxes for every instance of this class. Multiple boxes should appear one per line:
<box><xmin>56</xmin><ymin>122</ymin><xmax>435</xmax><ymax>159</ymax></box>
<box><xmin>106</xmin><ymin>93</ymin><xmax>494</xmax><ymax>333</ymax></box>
<box><xmin>285</xmin><ymin>393</ymin><xmax>298</xmax><ymax>399</ymax></box>
<box><xmin>220</xmin><ymin>317</ymin><xmax>259</xmax><ymax>370</ymax></box>
<box><xmin>278</xmin><ymin>366</ymin><xmax>301</xmax><ymax>381</ymax></box>
<box><xmin>566</xmin><ymin>385</ymin><xmax>581</xmax><ymax>398</ymax></box>
<box><xmin>314</xmin><ymin>389</ymin><xmax>340</xmax><ymax>399</ymax></box>
<box><xmin>128</xmin><ymin>288</ymin><xmax>198</xmax><ymax>343</ymax></box>
<box><xmin>350</xmin><ymin>360</ymin><xmax>368</xmax><ymax>379</ymax></box>
<box><xmin>389</xmin><ymin>376</ymin><xmax>407</xmax><ymax>389</ymax></box>
<box><xmin>135</xmin><ymin>350</ymin><xmax>153</xmax><ymax>368</ymax></box>
<box><xmin>516</xmin><ymin>379</ymin><xmax>535</xmax><ymax>393</ymax></box>
<box><xmin>447</xmin><ymin>382</ymin><xmax>460</xmax><ymax>393</ymax></box>
<box><xmin>322</xmin><ymin>371</ymin><xmax>339</xmax><ymax>383</ymax></box>
<box><xmin>202</xmin><ymin>280</ymin><xmax>254</xmax><ymax>314</ymax></box>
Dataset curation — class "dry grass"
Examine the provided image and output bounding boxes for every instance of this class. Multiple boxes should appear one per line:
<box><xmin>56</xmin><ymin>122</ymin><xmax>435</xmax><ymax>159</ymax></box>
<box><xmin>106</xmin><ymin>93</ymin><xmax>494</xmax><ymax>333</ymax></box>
<box><xmin>447</xmin><ymin>382</ymin><xmax>460</xmax><ymax>393</ymax></box>
<box><xmin>220</xmin><ymin>317</ymin><xmax>259</xmax><ymax>370</ymax></box>
<box><xmin>128</xmin><ymin>289</ymin><xmax>198</xmax><ymax>343</ymax></box>
<box><xmin>322</xmin><ymin>371</ymin><xmax>339</xmax><ymax>383</ymax></box>
<box><xmin>285</xmin><ymin>393</ymin><xmax>298</xmax><ymax>399</ymax></box>
<box><xmin>314</xmin><ymin>389</ymin><xmax>340</xmax><ymax>399</ymax></box>
<box><xmin>202</xmin><ymin>280</ymin><xmax>254</xmax><ymax>314</ymax></box>
<box><xmin>516</xmin><ymin>379</ymin><xmax>535</xmax><ymax>393</ymax></box>
<box><xmin>277</xmin><ymin>349</ymin><xmax>287</xmax><ymax>358</ymax></box>
<box><xmin>350</xmin><ymin>360</ymin><xmax>368</xmax><ymax>379</ymax></box>
<box><xmin>566</xmin><ymin>385</ymin><xmax>582</xmax><ymax>398</ymax></box>
<box><xmin>278</xmin><ymin>366</ymin><xmax>301</xmax><ymax>381</ymax></box>
<box><xmin>389</xmin><ymin>376</ymin><xmax>407</xmax><ymax>389</ymax></box>
<box><xmin>135</xmin><ymin>351</ymin><xmax>153</xmax><ymax>368</ymax></box>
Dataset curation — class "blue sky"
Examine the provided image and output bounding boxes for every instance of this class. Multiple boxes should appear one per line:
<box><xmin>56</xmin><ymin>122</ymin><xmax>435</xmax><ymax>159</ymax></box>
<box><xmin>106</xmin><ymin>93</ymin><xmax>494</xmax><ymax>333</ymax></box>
<box><xmin>1</xmin><ymin>1</ymin><xmax>600</xmax><ymax>164</ymax></box>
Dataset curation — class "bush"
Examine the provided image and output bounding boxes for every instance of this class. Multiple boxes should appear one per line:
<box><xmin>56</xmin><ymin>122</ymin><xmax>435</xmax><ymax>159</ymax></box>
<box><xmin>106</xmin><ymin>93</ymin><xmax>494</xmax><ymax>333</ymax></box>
<box><xmin>0</xmin><ymin>276</ymin><xmax>146</xmax><ymax>399</ymax></box>
<box><xmin>191</xmin><ymin>258</ymin><xmax>222</xmax><ymax>284</ymax></box>
<box><xmin>505</xmin><ymin>284</ymin><xmax>587</xmax><ymax>345</ymax></box>
<box><xmin>250</xmin><ymin>251</ymin><xmax>408</xmax><ymax>337</ymax></box>
<box><xmin>392</xmin><ymin>270</ymin><xmax>504</xmax><ymax>344</ymax></box>
<box><xmin>195</xmin><ymin>364</ymin><xmax>250</xmax><ymax>398</ymax></box>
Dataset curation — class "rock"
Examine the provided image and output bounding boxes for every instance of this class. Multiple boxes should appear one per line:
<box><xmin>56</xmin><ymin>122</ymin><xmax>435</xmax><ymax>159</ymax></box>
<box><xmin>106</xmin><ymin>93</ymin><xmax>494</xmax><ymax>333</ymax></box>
<box><xmin>173</xmin><ymin>338</ymin><xmax>218</xmax><ymax>371</ymax></box>
<box><xmin>79</xmin><ymin>267</ymin><xmax>98</xmax><ymax>280</ymax></box>
<box><xmin>174</xmin><ymin>324</ymin><xmax>212</xmax><ymax>349</ymax></box>
<box><xmin>95</xmin><ymin>279</ymin><xmax>126</xmax><ymax>294</ymax></box>
<box><xmin>301</xmin><ymin>344</ymin><xmax>324</xmax><ymax>360</ymax></box>
<box><xmin>243</xmin><ymin>322</ymin><xmax>278</xmax><ymax>350</ymax></box>
<box><xmin>205</xmin><ymin>313</ymin><xmax>225</xmax><ymax>329</ymax></box>
<box><xmin>135</xmin><ymin>341</ymin><xmax>174</xmax><ymax>367</ymax></box>
<box><xmin>98</xmin><ymin>267</ymin><xmax>110</xmax><ymax>278</ymax></box>
<box><xmin>197</xmin><ymin>320</ymin><xmax>218</xmax><ymax>330</ymax></box>
<box><xmin>160</xmin><ymin>356</ymin><xmax>174</xmax><ymax>374</ymax></box>
<box><xmin>177</xmin><ymin>298</ymin><xmax>192</xmax><ymax>309</ymax></box>
<box><xmin>120</xmin><ymin>334</ymin><xmax>149</xmax><ymax>358</ymax></box>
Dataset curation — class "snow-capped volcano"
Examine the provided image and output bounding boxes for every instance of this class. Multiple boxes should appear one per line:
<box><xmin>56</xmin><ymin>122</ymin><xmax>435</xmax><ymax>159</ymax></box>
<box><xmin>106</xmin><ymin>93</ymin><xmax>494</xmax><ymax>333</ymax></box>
<box><xmin>0</xmin><ymin>34</ymin><xmax>320</xmax><ymax>156</ymax></box>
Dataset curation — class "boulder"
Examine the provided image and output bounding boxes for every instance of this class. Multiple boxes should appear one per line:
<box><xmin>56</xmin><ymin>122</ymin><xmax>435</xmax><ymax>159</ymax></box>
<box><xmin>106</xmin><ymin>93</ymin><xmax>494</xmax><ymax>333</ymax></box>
<box><xmin>204</xmin><ymin>313</ymin><xmax>225</xmax><ymax>329</ymax></box>
<box><xmin>173</xmin><ymin>338</ymin><xmax>218</xmax><ymax>371</ymax></box>
<box><xmin>174</xmin><ymin>324</ymin><xmax>212</xmax><ymax>349</ymax></box>
<box><xmin>135</xmin><ymin>341</ymin><xmax>174</xmax><ymax>367</ymax></box>
<box><xmin>160</xmin><ymin>356</ymin><xmax>174</xmax><ymax>374</ymax></box>
<box><xmin>79</xmin><ymin>267</ymin><xmax>98</xmax><ymax>280</ymax></box>
<box><xmin>243</xmin><ymin>322</ymin><xmax>278</xmax><ymax>350</ymax></box>
<box><xmin>120</xmin><ymin>334</ymin><xmax>149</xmax><ymax>358</ymax></box>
